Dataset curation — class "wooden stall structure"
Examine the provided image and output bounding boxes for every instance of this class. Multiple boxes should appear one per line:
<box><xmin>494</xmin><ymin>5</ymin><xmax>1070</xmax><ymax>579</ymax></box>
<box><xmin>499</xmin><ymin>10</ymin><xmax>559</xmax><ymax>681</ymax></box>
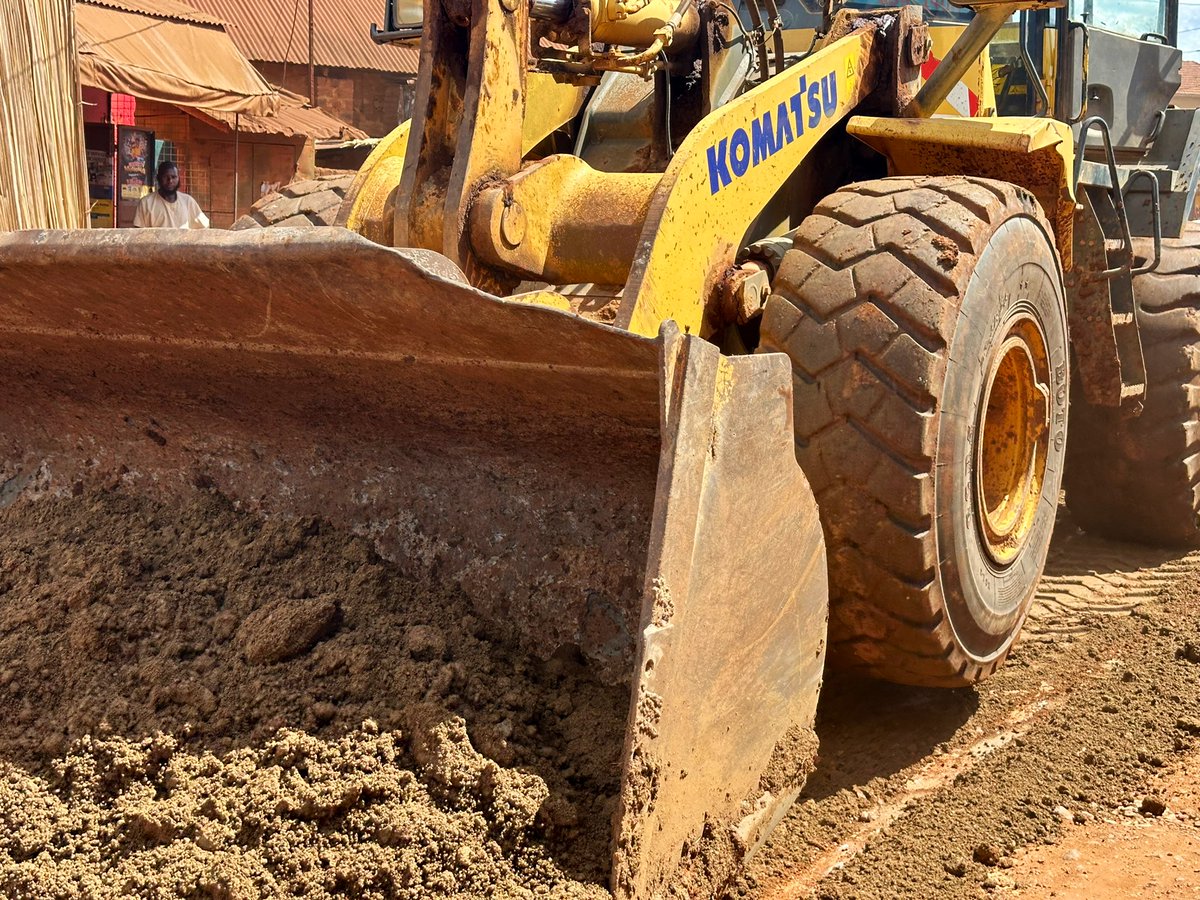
<box><xmin>0</xmin><ymin>0</ymin><xmax>89</xmax><ymax>230</ymax></box>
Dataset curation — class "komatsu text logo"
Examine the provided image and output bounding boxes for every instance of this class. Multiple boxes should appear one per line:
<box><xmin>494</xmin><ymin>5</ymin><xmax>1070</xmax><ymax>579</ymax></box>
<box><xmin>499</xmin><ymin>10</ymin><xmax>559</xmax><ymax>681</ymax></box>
<box><xmin>706</xmin><ymin>72</ymin><xmax>838</xmax><ymax>195</ymax></box>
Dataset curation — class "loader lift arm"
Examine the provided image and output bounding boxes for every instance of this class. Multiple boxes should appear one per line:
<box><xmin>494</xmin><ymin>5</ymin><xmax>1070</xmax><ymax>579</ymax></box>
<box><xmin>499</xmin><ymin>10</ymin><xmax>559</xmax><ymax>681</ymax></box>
<box><xmin>392</xmin><ymin>0</ymin><xmax>928</xmax><ymax>333</ymax></box>
<box><xmin>391</xmin><ymin>0</ymin><xmax>1063</xmax><ymax>338</ymax></box>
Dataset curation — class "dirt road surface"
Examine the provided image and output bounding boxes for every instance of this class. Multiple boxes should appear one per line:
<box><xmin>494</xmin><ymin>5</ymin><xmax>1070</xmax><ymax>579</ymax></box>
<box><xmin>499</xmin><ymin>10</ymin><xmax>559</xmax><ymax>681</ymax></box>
<box><xmin>735</xmin><ymin>518</ymin><xmax>1200</xmax><ymax>900</ymax></box>
<box><xmin>2</xmin><ymin>490</ymin><xmax>1199</xmax><ymax>898</ymax></box>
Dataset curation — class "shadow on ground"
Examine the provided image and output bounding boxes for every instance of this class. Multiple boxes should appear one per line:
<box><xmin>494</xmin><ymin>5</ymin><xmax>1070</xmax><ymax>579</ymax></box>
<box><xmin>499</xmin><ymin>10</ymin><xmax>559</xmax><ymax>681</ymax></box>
<box><xmin>803</xmin><ymin>673</ymin><xmax>979</xmax><ymax>802</ymax></box>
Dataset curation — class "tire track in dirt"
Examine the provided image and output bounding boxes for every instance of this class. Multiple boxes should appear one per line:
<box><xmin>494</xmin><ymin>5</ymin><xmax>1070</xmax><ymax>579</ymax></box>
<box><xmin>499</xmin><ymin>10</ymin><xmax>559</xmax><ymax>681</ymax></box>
<box><xmin>736</xmin><ymin>517</ymin><xmax>1200</xmax><ymax>900</ymax></box>
<box><xmin>992</xmin><ymin>748</ymin><xmax>1200</xmax><ymax>898</ymax></box>
<box><xmin>759</xmin><ymin>689</ymin><xmax>1063</xmax><ymax>899</ymax></box>
<box><xmin>1026</xmin><ymin>523</ymin><xmax>1200</xmax><ymax>640</ymax></box>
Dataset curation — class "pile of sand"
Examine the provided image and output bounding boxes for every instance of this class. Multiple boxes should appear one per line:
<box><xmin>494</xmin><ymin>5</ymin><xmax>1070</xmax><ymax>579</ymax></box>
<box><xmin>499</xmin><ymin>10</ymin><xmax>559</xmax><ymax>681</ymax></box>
<box><xmin>0</xmin><ymin>490</ymin><xmax>626</xmax><ymax>898</ymax></box>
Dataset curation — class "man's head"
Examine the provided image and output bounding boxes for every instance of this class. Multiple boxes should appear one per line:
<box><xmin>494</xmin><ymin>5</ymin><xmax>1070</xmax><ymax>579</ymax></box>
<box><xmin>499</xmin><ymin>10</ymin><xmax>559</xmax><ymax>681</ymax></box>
<box><xmin>156</xmin><ymin>161</ymin><xmax>180</xmax><ymax>200</ymax></box>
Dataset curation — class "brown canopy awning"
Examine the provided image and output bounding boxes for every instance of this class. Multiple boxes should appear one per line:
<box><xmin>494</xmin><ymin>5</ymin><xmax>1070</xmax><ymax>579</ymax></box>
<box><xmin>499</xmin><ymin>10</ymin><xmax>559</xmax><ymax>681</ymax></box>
<box><xmin>196</xmin><ymin>88</ymin><xmax>370</xmax><ymax>142</ymax></box>
<box><xmin>75</xmin><ymin>0</ymin><xmax>277</xmax><ymax>116</ymax></box>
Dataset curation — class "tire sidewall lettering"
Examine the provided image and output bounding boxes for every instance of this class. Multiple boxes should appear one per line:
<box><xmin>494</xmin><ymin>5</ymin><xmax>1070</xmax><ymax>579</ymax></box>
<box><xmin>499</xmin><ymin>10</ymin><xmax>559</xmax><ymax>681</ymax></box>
<box><xmin>939</xmin><ymin>215</ymin><xmax>1069</xmax><ymax>661</ymax></box>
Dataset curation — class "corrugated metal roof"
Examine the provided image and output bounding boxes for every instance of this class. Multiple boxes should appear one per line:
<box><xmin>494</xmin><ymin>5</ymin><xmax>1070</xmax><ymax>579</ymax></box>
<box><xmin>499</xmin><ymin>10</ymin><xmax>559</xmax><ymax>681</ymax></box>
<box><xmin>182</xmin><ymin>0</ymin><xmax>418</xmax><ymax>73</ymax></box>
<box><xmin>1180</xmin><ymin>60</ymin><xmax>1200</xmax><ymax>97</ymax></box>
<box><xmin>76</xmin><ymin>0</ymin><xmax>227</xmax><ymax>28</ymax></box>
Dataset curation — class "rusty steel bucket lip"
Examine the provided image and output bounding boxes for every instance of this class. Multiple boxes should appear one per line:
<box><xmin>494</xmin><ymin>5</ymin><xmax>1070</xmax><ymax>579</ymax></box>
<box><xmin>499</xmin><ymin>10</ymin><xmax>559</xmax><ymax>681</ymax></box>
<box><xmin>0</xmin><ymin>227</ymin><xmax>660</xmax><ymax>373</ymax></box>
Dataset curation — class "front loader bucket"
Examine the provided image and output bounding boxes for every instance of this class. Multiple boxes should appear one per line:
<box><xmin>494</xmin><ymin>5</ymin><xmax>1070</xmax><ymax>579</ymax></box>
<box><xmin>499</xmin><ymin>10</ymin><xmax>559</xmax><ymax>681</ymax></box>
<box><xmin>0</xmin><ymin>228</ymin><xmax>826</xmax><ymax>897</ymax></box>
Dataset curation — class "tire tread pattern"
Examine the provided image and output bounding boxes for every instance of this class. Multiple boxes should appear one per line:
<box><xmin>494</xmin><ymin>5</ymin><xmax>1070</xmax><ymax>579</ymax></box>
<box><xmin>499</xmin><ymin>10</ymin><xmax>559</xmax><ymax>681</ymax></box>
<box><xmin>1065</xmin><ymin>233</ymin><xmax>1200</xmax><ymax>547</ymax></box>
<box><xmin>760</xmin><ymin>175</ymin><xmax>1053</xmax><ymax>686</ymax></box>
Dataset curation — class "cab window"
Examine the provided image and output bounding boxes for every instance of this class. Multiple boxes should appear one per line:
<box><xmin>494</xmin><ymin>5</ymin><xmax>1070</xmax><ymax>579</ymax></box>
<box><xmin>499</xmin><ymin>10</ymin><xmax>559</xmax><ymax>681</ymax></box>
<box><xmin>1071</xmin><ymin>0</ymin><xmax>1168</xmax><ymax>37</ymax></box>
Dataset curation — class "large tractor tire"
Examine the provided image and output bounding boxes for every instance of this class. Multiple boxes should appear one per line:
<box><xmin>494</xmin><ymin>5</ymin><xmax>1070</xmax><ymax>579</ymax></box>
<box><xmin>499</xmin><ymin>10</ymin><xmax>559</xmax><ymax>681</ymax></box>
<box><xmin>1064</xmin><ymin>233</ymin><xmax>1200</xmax><ymax>547</ymax></box>
<box><xmin>231</xmin><ymin>172</ymin><xmax>354</xmax><ymax>229</ymax></box>
<box><xmin>759</xmin><ymin>176</ymin><xmax>1070</xmax><ymax>686</ymax></box>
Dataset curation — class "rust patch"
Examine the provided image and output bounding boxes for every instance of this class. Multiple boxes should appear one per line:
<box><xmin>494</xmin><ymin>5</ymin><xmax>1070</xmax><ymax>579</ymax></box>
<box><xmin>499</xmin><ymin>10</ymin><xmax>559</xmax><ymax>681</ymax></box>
<box><xmin>818</xmin><ymin>6</ymin><xmax>884</xmax><ymax>47</ymax></box>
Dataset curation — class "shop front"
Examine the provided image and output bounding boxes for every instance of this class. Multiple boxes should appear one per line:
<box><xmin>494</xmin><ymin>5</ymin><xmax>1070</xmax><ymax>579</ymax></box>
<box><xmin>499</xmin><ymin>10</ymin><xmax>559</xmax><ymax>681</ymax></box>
<box><xmin>82</xmin><ymin>91</ymin><xmax>158</xmax><ymax>228</ymax></box>
<box><xmin>75</xmin><ymin>0</ymin><xmax>276</xmax><ymax>227</ymax></box>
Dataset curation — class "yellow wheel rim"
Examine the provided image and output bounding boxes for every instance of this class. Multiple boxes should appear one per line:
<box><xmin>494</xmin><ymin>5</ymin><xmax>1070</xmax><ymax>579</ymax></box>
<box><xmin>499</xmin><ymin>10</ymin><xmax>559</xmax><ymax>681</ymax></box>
<box><xmin>975</xmin><ymin>314</ymin><xmax>1052</xmax><ymax>567</ymax></box>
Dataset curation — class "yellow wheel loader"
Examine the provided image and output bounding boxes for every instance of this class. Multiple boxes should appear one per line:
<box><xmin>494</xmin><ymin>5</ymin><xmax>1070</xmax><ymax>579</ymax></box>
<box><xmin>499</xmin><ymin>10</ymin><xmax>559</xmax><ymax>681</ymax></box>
<box><xmin>2</xmin><ymin>0</ymin><xmax>1197</xmax><ymax>893</ymax></box>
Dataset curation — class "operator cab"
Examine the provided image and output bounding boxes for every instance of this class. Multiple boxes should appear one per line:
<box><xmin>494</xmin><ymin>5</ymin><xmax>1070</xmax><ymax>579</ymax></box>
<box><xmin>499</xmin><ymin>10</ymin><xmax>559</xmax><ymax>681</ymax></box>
<box><xmin>994</xmin><ymin>0</ymin><xmax>1181</xmax><ymax>156</ymax></box>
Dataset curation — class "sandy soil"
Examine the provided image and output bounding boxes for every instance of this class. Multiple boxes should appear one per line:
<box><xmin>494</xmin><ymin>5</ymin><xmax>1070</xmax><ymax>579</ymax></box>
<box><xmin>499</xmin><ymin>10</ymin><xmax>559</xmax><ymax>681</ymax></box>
<box><xmin>0</xmin><ymin>490</ymin><xmax>622</xmax><ymax>898</ymax></box>
<box><xmin>735</xmin><ymin>522</ymin><xmax>1200</xmax><ymax>899</ymax></box>
<box><xmin>995</xmin><ymin>749</ymin><xmax>1200</xmax><ymax>899</ymax></box>
<box><xmin>3</xmin><ymin>489</ymin><xmax>1200</xmax><ymax>899</ymax></box>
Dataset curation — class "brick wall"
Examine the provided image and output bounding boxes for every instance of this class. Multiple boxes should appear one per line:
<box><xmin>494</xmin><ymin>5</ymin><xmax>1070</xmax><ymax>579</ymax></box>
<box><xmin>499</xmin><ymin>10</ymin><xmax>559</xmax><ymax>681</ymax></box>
<box><xmin>255</xmin><ymin>63</ymin><xmax>415</xmax><ymax>137</ymax></box>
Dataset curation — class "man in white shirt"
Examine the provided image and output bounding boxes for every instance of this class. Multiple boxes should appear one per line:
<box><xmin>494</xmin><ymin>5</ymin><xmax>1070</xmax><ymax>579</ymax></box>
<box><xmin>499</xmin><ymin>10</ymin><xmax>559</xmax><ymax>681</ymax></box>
<box><xmin>133</xmin><ymin>161</ymin><xmax>210</xmax><ymax>229</ymax></box>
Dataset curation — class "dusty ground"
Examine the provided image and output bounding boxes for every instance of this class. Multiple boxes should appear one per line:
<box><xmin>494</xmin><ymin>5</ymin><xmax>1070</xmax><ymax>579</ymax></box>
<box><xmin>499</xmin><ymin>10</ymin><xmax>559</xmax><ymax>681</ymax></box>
<box><xmin>735</xmin><ymin>520</ymin><xmax>1200</xmax><ymax>899</ymax></box>
<box><xmin>2</xmin><ymin>490</ymin><xmax>1200</xmax><ymax>898</ymax></box>
<box><xmin>995</xmin><ymin>751</ymin><xmax>1200</xmax><ymax>899</ymax></box>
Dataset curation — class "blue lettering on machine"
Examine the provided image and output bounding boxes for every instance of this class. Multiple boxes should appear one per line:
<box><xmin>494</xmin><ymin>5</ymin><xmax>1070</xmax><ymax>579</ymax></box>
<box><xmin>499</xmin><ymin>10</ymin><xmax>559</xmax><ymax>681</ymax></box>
<box><xmin>706</xmin><ymin>72</ymin><xmax>839</xmax><ymax>195</ymax></box>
